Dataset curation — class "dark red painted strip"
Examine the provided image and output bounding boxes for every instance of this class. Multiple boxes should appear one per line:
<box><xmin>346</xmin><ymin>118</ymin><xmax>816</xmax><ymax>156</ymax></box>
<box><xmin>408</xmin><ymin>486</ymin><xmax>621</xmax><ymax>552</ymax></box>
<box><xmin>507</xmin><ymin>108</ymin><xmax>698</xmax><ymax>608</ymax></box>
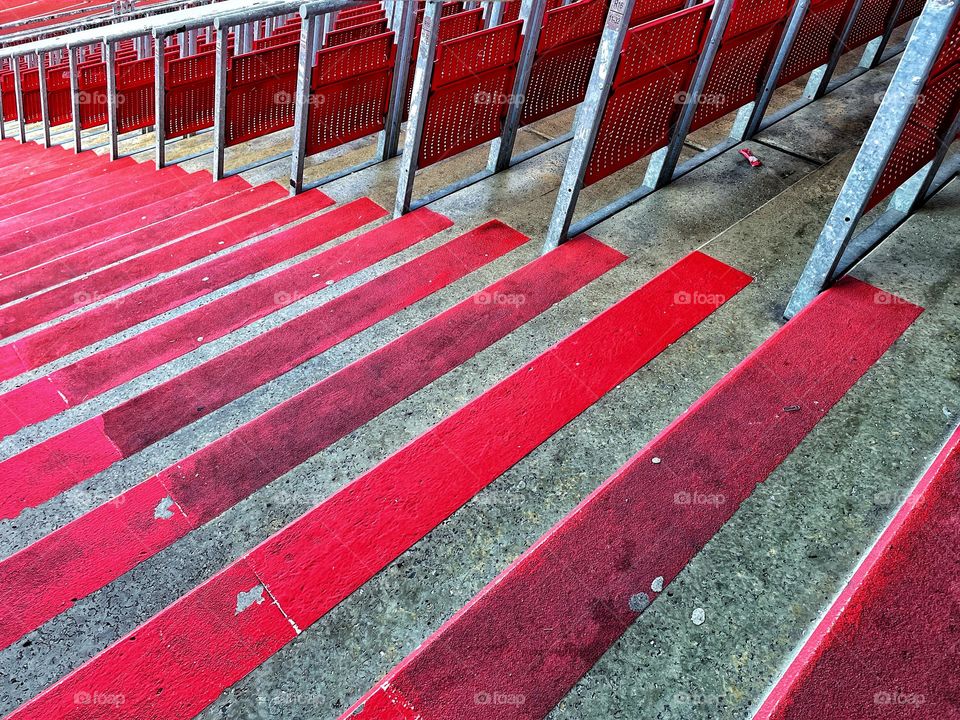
<box><xmin>0</xmin><ymin>159</ymin><xmax>165</xmax><ymax>242</ymax></box>
<box><xmin>0</xmin><ymin>156</ymin><xmax>135</xmax><ymax>223</ymax></box>
<box><xmin>342</xmin><ymin>277</ymin><xmax>923</xmax><ymax>720</ymax></box>
<box><xmin>0</xmin><ymin>175</ymin><xmax>250</xmax><ymax>280</ymax></box>
<box><xmin>0</xmin><ymin>209</ymin><xmax>445</xmax><ymax>385</ymax></box>
<box><xmin>755</xmin><ymin>424</ymin><xmax>960</xmax><ymax>720</ymax></box>
<box><xmin>0</xmin><ymin>152</ymin><xmax>108</xmax><ymax>199</ymax></box>
<box><xmin>0</xmin><ymin>216</ymin><xmax>521</xmax><ymax>649</ymax></box>
<box><xmin>0</xmin><ymin>161</ymin><xmax>182</xmax><ymax>246</ymax></box>
<box><xmin>0</xmin><ymin>169</ymin><xmax>203</xmax><ymax>258</ymax></box>
<box><xmin>0</xmin><ymin>185</ymin><xmax>327</xmax><ymax>338</ymax></box>
<box><xmin>0</xmin><ymin>198</ymin><xmax>386</xmax><ymax>436</ymax></box>
<box><xmin>6</xmin><ymin>560</ymin><xmax>297</xmax><ymax>720</ymax></box>
<box><xmin>4</xmin><ymin>248</ymin><xmax>748</xmax><ymax>720</ymax></box>
<box><xmin>0</xmin><ymin>199</ymin><xmax>384</xmax><ymax>510</ymax></box>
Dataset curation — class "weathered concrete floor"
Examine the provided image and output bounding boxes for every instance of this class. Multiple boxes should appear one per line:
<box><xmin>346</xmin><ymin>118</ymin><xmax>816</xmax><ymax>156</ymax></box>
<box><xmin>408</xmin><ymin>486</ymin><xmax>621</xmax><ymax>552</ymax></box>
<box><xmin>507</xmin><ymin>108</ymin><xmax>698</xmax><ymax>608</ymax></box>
<box><xmin>0</xmin><ymin>37</ymin><xmax>957</xmax><ymax>720</ymax></box>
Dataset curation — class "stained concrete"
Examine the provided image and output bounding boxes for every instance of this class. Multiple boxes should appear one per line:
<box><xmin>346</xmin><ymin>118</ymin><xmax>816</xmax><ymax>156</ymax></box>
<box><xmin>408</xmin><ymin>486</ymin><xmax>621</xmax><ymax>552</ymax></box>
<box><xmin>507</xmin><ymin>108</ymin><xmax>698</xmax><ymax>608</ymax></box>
<box><xmin>0</xmin><ymin>31</ymin><xmax>957</xmax><ymax>720</ymax></box>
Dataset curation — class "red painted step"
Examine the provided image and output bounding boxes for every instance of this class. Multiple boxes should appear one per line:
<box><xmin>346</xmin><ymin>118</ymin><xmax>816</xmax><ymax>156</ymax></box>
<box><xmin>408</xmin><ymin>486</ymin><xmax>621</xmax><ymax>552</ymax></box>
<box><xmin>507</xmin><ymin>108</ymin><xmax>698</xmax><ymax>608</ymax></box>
<box><xmin>0</xmin><ymin>168</ymin><xmax>205</xmax><ymax>255</ymax></box>
<box><xmin>0</xmin><ymin>215</ymin><xmax>527</xmax><ymax>649</ymax></box>
<box><xmin>754</xmin><ymin>424</ymin><xmax>960</xmax><ymax>720</ymax></box>
<box><xmin>0</xmin><ymin>185</ymin><xmax>329</xmax><ymax>338</ymax></box>
<box><xmin>0</xmin><ymin>197</ymin><xmax>386</xmax><ymax>428</ymax></box>
<box><xmin>0</xmin><ymin>159</ymin><xmax>172</xmax><ymax>234</ymax></box>
<box><xmin>0</xmin><ymin>156</ymin><xmax>136</xmax><ymax>218</ymax></box>
<box><xmin>0</xmin><ymin>175</ymin><xmax>251</xmax><ymax>286</ymax></box>
<box><xmin>341</xmin><ymin>277</ymin><xmax>923</xmax><ymax>720</ymax></box>
<box><xmin>0</xmin><ymin>161</ymin><xmax>163</xmax><ymax>242</ymax></box>
<box><xmin>3</xmin><ymin>247</ymin><xmax>748</xmax><ymax>720</ymax></box>
<box><xmin>0</xmin><ymin>208</ymin><xmax>444</xmax><ymax>386</ymax></box>
<box><xmin>0</xmin><ymin>198</ymin><xmax>386</xmax><ymax>500</ymax></box>
<box><xmin>0</xmin><ymin>154</ymin><xmax>111</xmax><ymax>209</ymax></box>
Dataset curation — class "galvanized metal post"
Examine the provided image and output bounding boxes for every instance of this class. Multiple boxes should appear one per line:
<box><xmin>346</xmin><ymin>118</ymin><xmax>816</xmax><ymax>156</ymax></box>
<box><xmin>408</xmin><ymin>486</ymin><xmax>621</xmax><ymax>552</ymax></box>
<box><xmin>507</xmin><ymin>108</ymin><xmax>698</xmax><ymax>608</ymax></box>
<box><xmin>486</xmin><ymin>0</ymin><xmax>505</xmax><ymax>27</ymax></box>
<box><xmin>13</xmin><ymin>58</ymin><xmax>27</xmax><ymax>143</ymax></box>
<box><xmin>487</xmin><ymin>0</ymin><xmax>547</xmax><ymax>172</ymax></box>
<box><xmin>378</xmin><ymin>0</ymin><xmax>416</xmax><ymax>160</ymax></box>
<box><xmin>644</xmin><ymin>0</ymin><xmax>733</xmax><ymax>190</ymax></box>
<box><xmin>732</xmin><ymin>0</ymin><xmax>812</xmax><ymax>140</ymax></box>
<box><xmin>213</xmin><ymin>22</ymin><xmax>230</xmax><ymax>179</ymax></box>
<box><xmin>37</xmin><ymin>51</ymin><xmax>52</xmax><ymax>147</ymax></box>
<box><xmin>542</xmin><ymin>0</ymin><xmax>637</xmax><ymax>251</ymax></box>
<box><xmin>394</xmin><ymin>0</ymin><xmax>442</xmax><ymax>217</ymax></box>
<box><xmin>804</xmin><ymin>0</ymin><xmax>867</xmax><ymax>99</ymax></box>
<box><xmin>69</xmin><ymin>46</ymin><xmax>82</xmax><ymax>152</ymax></box>
<box><xmin>106</xmin><ymin>40</ymin><xmax>120</xmax><ymax>159</ymax></box>
<box><xmin>154</xmin><ymin>32</ymin><xmax>167</xmax><ymax>167</ymax></box>
<box><xmin>290</xmin><ymin>12</ymin><xmax>319</xmax><ymax>194</ymax></box>
<box><xmin>785</xmin><ymin>0</ymin><xmax>959</xmax><ymax>318</ymax></box>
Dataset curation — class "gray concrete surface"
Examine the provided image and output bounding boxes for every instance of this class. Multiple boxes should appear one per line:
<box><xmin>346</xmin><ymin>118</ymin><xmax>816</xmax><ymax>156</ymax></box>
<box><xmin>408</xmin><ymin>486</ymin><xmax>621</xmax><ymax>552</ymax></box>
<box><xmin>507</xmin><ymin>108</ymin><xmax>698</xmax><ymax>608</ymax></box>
<box><xmin>0</xmin><ymin>30</ymin><xmax>956</xmax><ymax>720</ymax></box>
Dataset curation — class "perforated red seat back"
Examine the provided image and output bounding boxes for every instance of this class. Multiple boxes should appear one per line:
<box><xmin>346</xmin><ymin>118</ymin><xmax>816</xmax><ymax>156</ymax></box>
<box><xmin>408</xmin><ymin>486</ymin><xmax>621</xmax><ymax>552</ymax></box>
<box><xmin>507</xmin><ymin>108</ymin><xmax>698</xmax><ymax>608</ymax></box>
<box><xmin>867</xmin><ymin>17</ymin><xmax>960</xmax><ymax>210</ymax></box>
<box><xmin>45</xmin><ymin>64</ymin><xmax>73</xmax><ymax>126</ymax></box>
<box><xmin>584</xmin><ymin>3</ymin><xmax>712</xmax><ymax>185</ymax></box>
<box><xmin>418</xmin><ymin>20</ymin><xmax>523</xmax><ymax>167</ymax></box>
<box><xmin>844</xmin><ymin>0</ymin><xmax>899</xmax><ymax>50</ymax></box>
<box><xmin>116</xmin><ymin>57</ymin><xmax>155</xmax><ymax>133</ymax></box>
<box><xmin>325</xmin><ymin>17</ymin><xmax>390</xmax><ymax>46</ymax></box>
<box><xmin>520</xmin><ymin>0</ymin><xmax>604</xmax><ymax>125</ymax></box>
<box><xmin>166</xmin><ymin>51</ymin><xmax>216</xmax><ymax>138</ymax></box>
<box><xmin>630</xmin><ymin>0</ymin><xmax>687</xmax><ymax>26</ymax></box>
<box><xmin>306</xmin><ymin>30</ymin><xmax>396</xmax><ymax>155</ymax></box>
<box><xmin>778</xmin><ymin>0</ymin><xmax>856</xmax><ymax>86</ymax></box>
<box><xmin>690</xmin><ymin>0</ymin><xmax>792</xmax><ymax>130</ymax></box>
<box><xmin>77</xmin><ymin>61</ymin><xmax>107</xmax><ymax>129</ymax></box>
<box><xmin>226</xmin><ymin>40</ymin><xmax>300</xmax><ymax>146</ymax></box>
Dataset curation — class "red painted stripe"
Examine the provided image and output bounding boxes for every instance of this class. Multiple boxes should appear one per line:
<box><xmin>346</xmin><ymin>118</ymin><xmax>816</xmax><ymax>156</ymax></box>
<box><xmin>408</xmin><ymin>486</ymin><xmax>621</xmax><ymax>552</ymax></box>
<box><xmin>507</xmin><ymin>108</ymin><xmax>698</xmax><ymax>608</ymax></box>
<box><xmin>0</xmin><ymin>161</ymin><xmax>178</xmax><ymax>241</ymax></box>
<box><xmin>5</xmin><ymin>247</ymin><xmax>748</xmax><ymax>720</ymax></box>
<box><xmin>0</xmin><ymin>160</ymin><xmax>163</xmax><ymax>247</ymax></box>
<box><xmin>0</xmin><ymin>150</ymin><xmax>101</xmax><ymax>195</ymax></box>
<box><xmin>0</xmin><ymin>159</ymin><xmax>158</xmax><ymax>234</ymax></box>
<box><xmin>0</xmin><ymin>175</ymin><xmax>250</xmax><ymax>281</ymax></box>
<box><xmin>0</xmin><ymin>199</ymin><xmax>384</xmax><ymax>514</ymax></box>
<box><xmin>0</xmin><ymin>156</ymin><xmax>128</xmax><ymax>220</ymax></box>
<box><xmin>0</xmin><ymin>216</ymin><xmax>519</xmax><ymax>649</ymax></box>
<box><xmin>0</xmin><ymin>208</ymin><xmax>445</xmax><ymax>386</ymax></box>
<box><xmin>0</xmin><ymin>198</ymin><xmax>386</xmax><ymax>435</ymax></box>
<box><xmin>0</xmin><ymin>169</ymin><xmax>203</xmax><ymax>258</ymax></box>
<box><xmin>342</xmin><ymin>277</ymin><xmax>923</xmax><ymax>720</ymax></box>
<box><xmin>0</xmin><ymin>185</ymin><xmax>327</xmax><ymax>338</ymax></box>
<box><xmin>754</xmin><ymin>424</ymin><xmax>960</xmax><ymax>720</ymax></box>
<box><xmin>7</xmin><ymin>560</ymin><xmax>297</xmax><ymax>720</ymax></box>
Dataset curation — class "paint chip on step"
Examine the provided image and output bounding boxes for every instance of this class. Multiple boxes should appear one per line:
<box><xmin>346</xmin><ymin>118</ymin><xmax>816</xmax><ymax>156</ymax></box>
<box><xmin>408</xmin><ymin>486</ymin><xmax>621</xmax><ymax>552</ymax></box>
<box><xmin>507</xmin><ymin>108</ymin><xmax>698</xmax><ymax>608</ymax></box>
<box><xmin>153</xmin><ymin>496</ymin><xmax>176</xmax><ymax>520</ymax></box>
<box><xmin>235</xmin><ymin>585</ymin><xmax>266</xmax><ymax>615</ymax></box>
<box><xmin>629</xmin><ymin>593</ymin><xmax>650</xmax><ymax>612</ymax></box>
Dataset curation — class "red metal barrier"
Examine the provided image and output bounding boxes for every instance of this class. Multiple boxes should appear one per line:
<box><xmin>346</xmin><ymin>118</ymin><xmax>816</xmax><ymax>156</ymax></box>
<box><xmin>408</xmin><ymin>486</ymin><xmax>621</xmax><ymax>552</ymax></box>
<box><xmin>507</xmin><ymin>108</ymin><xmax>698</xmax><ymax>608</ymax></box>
<box><xmin>226</xmin><ymin>40</ymin><xmax>299</xmax><ymax>146</ymax></box>
<box><xmin>307</xmin><ymin>30</ymin><xmax>395</xmax><ymax>155</ymax></box>
<box><xmin>166</xmin><ymin>51</ymin><xmax>216</xmax><ymax>138</ymax></box>
<box><xmin>585</xmin><ymin>3</ymin><xmax>712</xmax><ymax>184</ymax></box>
<box><xmin>418</xmin><ymin>20</ymin><xmax>524</xmax><ymax>167</ymax></box>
